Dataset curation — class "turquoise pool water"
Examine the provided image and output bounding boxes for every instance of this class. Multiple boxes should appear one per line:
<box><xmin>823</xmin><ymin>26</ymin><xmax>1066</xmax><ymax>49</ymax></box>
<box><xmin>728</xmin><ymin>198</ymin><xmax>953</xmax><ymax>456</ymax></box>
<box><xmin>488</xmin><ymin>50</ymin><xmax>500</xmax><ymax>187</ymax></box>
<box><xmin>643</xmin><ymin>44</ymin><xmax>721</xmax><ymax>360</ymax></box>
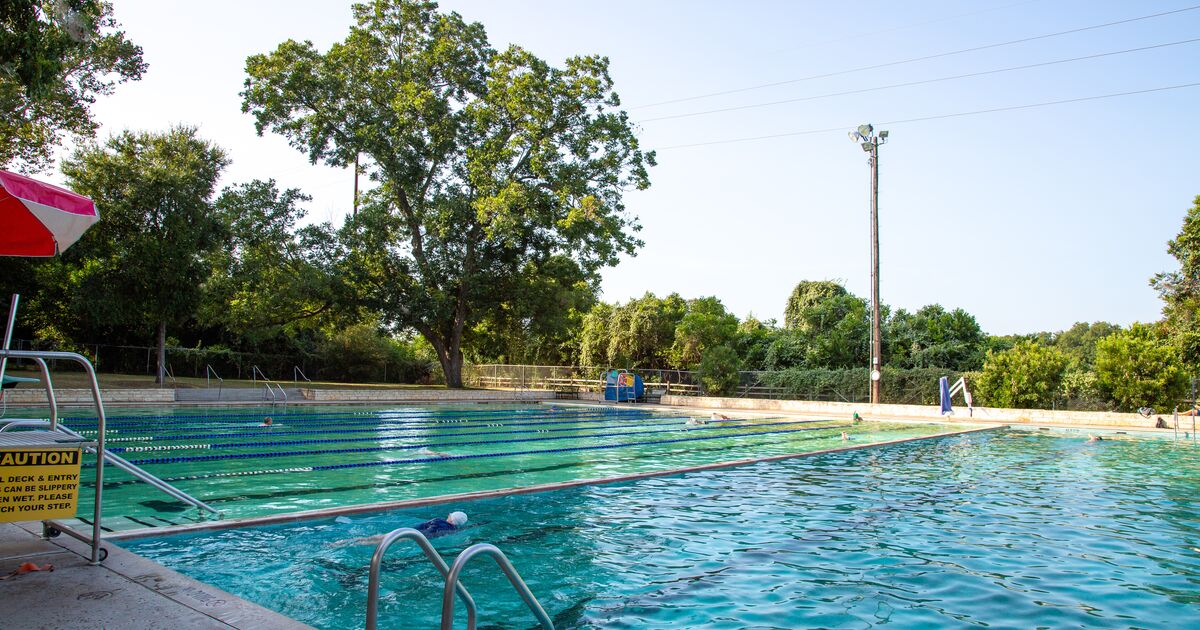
<box><xmin>41</xmin><ymin>404</ymin><xmax>960</xmax><ymax>530</ymax></box>
<box><xmin>125</xmin><ymin>429</ymin><xmax>1200</xmax><ymax>628</ymax></box>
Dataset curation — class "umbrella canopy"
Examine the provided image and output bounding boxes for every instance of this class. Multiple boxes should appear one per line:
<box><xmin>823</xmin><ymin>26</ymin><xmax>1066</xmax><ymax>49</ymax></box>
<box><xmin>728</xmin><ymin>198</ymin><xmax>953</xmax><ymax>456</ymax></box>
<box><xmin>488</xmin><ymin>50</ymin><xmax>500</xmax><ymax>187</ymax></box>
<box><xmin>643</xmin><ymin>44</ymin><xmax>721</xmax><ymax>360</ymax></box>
<box><xmin>0</xmin><ymin>169</ymin><xmax>99</xmax><ymax>256</ymax></box>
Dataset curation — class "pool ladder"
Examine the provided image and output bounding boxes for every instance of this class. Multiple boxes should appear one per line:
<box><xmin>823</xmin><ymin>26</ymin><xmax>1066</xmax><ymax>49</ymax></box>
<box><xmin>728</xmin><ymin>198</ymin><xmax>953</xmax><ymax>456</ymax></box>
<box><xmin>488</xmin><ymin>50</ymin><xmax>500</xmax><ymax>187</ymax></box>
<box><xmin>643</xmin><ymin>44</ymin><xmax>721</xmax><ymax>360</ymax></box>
<box><xmin>365</xmin><ymin>528</ymin><xmax>554</xmax><ymax>630</ymax></box>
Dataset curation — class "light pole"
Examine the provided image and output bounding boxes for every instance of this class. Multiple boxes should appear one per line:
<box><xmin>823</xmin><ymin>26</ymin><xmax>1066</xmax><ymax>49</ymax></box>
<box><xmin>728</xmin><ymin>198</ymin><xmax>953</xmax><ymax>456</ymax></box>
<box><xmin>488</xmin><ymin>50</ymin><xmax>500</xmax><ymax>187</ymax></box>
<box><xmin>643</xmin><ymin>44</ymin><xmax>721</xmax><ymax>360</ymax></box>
<box><xmin>848</xmin><ymin>124</ymin><xmax>888</xmax><ymax>404</ymax></box>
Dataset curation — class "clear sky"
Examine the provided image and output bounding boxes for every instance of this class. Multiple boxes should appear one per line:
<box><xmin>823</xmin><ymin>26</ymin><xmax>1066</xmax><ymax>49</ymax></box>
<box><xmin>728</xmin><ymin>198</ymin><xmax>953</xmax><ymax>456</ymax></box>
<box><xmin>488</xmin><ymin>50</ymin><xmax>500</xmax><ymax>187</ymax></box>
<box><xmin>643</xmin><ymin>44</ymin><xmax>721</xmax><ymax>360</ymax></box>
<box><xmin>62</xmin><ymin>0</ymin><xmax>1200</xmax><ymax>335</ymax></box>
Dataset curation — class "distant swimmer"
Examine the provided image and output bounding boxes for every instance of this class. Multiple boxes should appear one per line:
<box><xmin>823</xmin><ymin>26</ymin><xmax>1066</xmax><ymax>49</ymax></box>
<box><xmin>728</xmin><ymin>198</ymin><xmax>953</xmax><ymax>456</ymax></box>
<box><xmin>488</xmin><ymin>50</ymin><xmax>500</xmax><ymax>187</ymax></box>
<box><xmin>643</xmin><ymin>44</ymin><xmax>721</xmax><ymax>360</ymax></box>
<box><xmin>260</xmin><ymin>417</ymin><xmax>274</xmax><ymax>427</ymax></box>
<box><xmin>333</xmin><ymin>512</ymin><xmax>469</xmax><ymax>548</ymax></box>
<box><xmin>418</xmin><ymin>447</ymin><xmax>452</xmax><ymax>458</ymax></box>
<box><xmin>841</xmin><ymin>431</ymin><xmax>851</xmax><ymax>441</ymax></box>
<box><xmin>685</xmin><ymin>417</ymin><xmax>708</xmax><ymax>426</ymax></box>
<box><xmin>710</xmin><ymin>412</ymin><xmax>732</xmax><ymax>421</ymax></box>
<box><xmin>1087</xmin><ymin>434</ymin><xmax>1104</xmax><ymax>442</ymax></box>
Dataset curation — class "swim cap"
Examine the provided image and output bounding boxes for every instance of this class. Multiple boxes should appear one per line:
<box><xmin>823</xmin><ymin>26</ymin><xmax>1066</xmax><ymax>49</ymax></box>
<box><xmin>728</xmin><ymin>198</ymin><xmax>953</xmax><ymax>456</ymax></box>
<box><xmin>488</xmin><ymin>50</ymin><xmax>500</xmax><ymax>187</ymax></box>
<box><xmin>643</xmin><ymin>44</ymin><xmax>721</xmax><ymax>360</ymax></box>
<box><xmin>447</xmin><ymin>511</ymin><xmax>468</xmax><ymax>526</ymax></box>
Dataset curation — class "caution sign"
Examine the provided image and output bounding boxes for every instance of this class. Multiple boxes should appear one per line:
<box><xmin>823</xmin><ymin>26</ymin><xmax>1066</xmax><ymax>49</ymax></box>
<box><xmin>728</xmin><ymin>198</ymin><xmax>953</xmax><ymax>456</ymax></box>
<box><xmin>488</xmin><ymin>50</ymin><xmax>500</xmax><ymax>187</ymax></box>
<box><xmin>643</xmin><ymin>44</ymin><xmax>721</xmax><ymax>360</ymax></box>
<box><xmin>0</xmin><ymin>448</ymin><xmax>82</xmax><ymax>522</ymax></box>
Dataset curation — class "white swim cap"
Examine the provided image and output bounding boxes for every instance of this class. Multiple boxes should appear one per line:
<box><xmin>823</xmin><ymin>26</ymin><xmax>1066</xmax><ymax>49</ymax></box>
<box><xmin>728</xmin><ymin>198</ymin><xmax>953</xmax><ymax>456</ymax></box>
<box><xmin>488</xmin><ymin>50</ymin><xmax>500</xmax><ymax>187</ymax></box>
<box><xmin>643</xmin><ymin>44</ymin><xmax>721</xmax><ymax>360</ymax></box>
<box><xmin>447</xmin><ymin>511</ymin><xmax>468</xmax><ymax>526</ymax></box>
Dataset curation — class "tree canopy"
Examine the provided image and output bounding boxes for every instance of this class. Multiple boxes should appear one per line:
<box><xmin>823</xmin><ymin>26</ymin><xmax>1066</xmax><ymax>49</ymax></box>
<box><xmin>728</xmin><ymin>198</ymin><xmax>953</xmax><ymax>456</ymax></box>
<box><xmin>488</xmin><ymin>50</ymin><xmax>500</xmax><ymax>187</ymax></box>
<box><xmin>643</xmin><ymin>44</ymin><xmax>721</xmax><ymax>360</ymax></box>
<box><xmin>1094</xmin><ymin>323</ymin><xmax>1187</xmax><ymax>412</ymax></box>
<box><xmin>59</xmin><ymin>126</ymin><xmax>228</xmax><ymax>382</ymax></box>
<box><xmin>1152</xmin><ymin>195</ymin><xmax>1200</xmax><ymax>364</ymax></box>
<box><xmin>242</xmin><ymin>0</ymin><xmax>653</xmax><ymax>386</ymax></box>
<box><xmin>0</xmin><ymin>0</ymin><xmax>145</xmax><ymax>171</ymax></box>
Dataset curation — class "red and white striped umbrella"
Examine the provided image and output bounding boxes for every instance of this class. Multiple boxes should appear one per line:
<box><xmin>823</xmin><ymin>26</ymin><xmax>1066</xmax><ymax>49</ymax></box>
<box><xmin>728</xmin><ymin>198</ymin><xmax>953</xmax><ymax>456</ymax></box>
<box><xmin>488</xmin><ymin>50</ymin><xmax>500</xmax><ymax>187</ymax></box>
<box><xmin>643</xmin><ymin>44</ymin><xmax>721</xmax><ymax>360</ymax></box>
<box><xmin>0</xmin><ymin>169</ymin><xmax>99</xmax><ymax>257</ymax></box>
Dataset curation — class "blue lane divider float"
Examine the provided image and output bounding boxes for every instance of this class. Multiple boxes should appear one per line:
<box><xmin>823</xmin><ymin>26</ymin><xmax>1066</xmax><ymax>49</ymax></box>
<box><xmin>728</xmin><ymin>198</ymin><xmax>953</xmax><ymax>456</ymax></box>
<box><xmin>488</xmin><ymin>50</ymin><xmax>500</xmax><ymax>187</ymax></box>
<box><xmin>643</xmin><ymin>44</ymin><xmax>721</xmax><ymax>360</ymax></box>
<box><xmin>64</xmin><ymin>405</ymin><xmax>636</xmax><ymax>425</ymax></box>
<box><xmin>91</xmin><ymin>421</ymin><xmax>851</xmax><ymax>467</ymax></box>
<box><xmin>112</xmin><ymin>422</ymin><xmax>859</xmax><ymax>481</ymax></box>
<box><xmin>66</xmin><ymin>408</ymin><xmax>651</xmax><ymax>431</ymax></box>
<box><xmin>105</xmin><ymin>417</ymin><xmax>710</xmax><ymax>452</ymax></box>
<box><xmin>78</xmin><ymin>410</ymin><xmax>670</xmax><ymax>440</ymax></box>
<box><xmin>311</xmin><ymin>423</ymin><xmax>855</xmax><ymax>471</ymax></box>
<box><xmin>100</xmin><ymin>424</ymin><xmax>854</xmax><ymax>484</ymax></box>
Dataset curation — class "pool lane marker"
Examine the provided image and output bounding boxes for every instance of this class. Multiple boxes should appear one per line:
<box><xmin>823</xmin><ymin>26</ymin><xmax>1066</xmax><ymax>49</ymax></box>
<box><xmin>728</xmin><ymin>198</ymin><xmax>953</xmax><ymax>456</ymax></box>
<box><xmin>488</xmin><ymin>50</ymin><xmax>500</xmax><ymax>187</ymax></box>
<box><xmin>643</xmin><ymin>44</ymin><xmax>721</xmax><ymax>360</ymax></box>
<box><xmin>90</xmin><ymin>422</ymin><xmax>854</xmax><ymax>472</ymax></box>
<box><xmin>107</xmin><ymin>425</ymin><xmax>1004</xmax><ymax>540</ymax></box>
<box><xmin>79</xmin><ymin>410</ymin><xmax>667</xmax><ymax>440</ymax></box>
<box><xmin>71</xmin><ymin>408</ymin><xmax>653</xmax><ymax>433</ymax></box>
<box><xmin>84</xmin><ymin>405</ymin><xmax>592</xmax><ymax>422</ymax></box>
<box><xmin>105</xmin><ymin>417</ymin><xmax>721</xmax><ymax>452</ymax></box>
<box><xmin>65</xmin><ymin>405</ymin><xmax>646</xmax><ymax>427</ymax></box>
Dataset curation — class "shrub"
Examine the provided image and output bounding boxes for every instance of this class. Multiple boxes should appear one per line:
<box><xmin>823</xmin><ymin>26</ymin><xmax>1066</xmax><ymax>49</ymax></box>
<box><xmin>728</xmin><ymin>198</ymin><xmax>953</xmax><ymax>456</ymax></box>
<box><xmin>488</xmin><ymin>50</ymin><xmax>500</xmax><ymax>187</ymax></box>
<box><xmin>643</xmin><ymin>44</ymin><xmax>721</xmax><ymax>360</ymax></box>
<box><xmin>698</xmin><ymin>345</ymin><xmax>740</xmax><ymax>397</ymax></box>
<box><xmin>1094</xmin><ymin>324</ymin><xmax>1187</xmax><ymax>412</ymax></box>
<box><xmin>975</xmin><ymin>341</ymin><xmax>1068</xmax><ymax>409</ymax></box>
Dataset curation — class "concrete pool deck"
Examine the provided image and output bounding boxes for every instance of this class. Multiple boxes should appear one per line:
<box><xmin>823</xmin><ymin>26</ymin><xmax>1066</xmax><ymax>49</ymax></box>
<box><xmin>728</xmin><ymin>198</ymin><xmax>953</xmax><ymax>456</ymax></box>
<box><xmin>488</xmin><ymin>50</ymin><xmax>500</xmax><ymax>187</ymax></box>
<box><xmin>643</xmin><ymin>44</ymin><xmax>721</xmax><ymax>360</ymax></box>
<box><xmin>0</xmin><ymin>521</ymin><xmax>309</xmax><ymax>629</ymax></box>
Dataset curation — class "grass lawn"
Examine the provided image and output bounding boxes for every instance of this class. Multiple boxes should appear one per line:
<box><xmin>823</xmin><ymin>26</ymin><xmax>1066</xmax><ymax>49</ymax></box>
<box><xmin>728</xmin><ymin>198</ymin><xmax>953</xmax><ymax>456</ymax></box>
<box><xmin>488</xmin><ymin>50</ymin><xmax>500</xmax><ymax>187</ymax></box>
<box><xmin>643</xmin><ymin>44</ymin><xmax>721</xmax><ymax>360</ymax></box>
<box><xmin>2</xmin><ymin>369</ymin><xmax>446</xmax><ymax>391</ymax></box>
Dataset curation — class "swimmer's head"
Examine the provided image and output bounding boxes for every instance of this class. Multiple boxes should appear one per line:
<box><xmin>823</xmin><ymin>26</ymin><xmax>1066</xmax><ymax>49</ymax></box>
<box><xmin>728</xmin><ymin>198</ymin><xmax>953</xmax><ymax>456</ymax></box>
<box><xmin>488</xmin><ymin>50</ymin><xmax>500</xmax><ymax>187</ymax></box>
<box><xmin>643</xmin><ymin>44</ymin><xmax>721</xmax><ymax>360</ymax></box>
<box><xmin>264</xmin><ymin>417</ymin><xmax>273</xmax><ymax>426</ymax></box>
<box><xmin>447</xmin><ymin>511</ymin><xmax>468</xmax><ymax>527</ymax></box>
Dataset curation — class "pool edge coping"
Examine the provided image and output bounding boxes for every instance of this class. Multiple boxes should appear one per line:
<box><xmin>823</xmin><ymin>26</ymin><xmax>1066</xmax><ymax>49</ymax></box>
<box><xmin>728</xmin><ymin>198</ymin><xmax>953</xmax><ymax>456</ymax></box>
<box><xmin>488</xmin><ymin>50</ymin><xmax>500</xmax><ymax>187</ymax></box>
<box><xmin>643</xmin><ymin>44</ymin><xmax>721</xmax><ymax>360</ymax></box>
<box><xmin>106</xmin><ymin>423</ymin><xmax>1004</xmax><ymax>541</ymax></box>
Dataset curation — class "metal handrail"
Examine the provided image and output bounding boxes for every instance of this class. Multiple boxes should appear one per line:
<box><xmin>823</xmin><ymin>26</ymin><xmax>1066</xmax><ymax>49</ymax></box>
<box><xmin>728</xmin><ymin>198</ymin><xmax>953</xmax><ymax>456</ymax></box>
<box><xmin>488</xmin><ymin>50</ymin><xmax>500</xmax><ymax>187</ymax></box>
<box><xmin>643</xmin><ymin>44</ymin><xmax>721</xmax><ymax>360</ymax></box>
<box><xmin>365</xmin><ymin>528</ymin><xmax>477</xmax><ymax>630</ymax></box>
<box><xmin>251</xmin><ymin>365</ymin><xmax>287</xmax><ymax>404</ymax></box>
<box><xmin>293</xmin><ymin>365</ymin><xmax>311</xmax><ymax>384</ymax></box>
<box><xmin>0</xmin><ymin>419</ymin><xmax>222</xmax><ymax>516</ymax></box>
<box><xmin>0</xmin><ymin>348</ymin><xmax>107</xmax><ymax>564</ymax></box>
<box><xmin>205</xmin><ymin>364</ymin><xmax>224</xmax><ymax>400</ymax></box>
<box><xmin>440</xmin><ymin>543</ymin><xmax>553</xmax><ymax>630</ymax></box>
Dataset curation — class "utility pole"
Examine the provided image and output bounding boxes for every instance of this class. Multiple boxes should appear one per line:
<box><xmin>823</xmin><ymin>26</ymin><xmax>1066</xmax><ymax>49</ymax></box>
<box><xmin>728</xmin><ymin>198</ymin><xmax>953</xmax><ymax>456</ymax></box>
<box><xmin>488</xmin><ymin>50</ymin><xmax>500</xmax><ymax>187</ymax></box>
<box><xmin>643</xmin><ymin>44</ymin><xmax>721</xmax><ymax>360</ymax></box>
<box><xmin>849</xmin><ymin>124</ymin><xmax>888</xmax><ymax>404</ymax></box>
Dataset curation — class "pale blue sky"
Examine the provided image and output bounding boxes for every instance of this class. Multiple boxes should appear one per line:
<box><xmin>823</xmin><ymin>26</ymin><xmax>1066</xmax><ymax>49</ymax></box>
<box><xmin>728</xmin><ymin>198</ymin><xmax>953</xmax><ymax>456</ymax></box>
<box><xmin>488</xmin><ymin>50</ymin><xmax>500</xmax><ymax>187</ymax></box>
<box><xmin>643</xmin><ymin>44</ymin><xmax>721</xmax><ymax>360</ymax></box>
<box><xmin>69</xmin><ymin>1</ymin><xmax>1200</xmax><ymax>334</ymax></box>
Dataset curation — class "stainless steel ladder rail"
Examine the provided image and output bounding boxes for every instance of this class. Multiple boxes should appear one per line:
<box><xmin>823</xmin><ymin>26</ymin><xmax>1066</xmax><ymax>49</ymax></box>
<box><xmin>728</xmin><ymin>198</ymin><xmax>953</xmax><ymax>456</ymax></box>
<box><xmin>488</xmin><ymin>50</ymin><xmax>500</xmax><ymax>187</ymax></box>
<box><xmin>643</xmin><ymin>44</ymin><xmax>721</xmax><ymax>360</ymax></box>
<box><xmin>205</xmin><ymin>364</ymin><xmax>223</xmax><ymax>400</ymax></box>
<box><xmin>365</xmin><ymin>528</ymin><xmax>478</xmax><ymax>630</ymax></box>
<box><xmin>251</xmin><ymin>365</ymin><xmax>287</xmax><ymax>404</ymax></box>
<box><xmin>0</xmin><ymin>348</ymin><xmax>108</xmax><ymax>563</ymax></box>
<box><xmin>1</xmin><ymin>420</ymin><xmax>222</xmax><ymax>517</ymax></box>
<box><xmin>440</xmin><ymin>543</ymin><xmax>554</xmax><ymax>630</ymax></box>
<box><xmin>293</xmin><ymin>365</ymin><xmax>311</xmax><ymax>384</ymax></box>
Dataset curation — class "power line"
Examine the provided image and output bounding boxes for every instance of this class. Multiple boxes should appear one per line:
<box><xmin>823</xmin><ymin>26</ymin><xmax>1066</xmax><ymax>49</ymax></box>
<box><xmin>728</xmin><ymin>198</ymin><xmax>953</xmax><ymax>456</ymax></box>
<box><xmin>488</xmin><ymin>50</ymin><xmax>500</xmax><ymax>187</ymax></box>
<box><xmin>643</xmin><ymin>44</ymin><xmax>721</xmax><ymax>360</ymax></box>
<box><xmin>639</xmin><ymin>37</ymin><xmax>1200</xmax><ymax>123</ymax></box>
<box><xmin>765</xmin><ymin>0</ymin><xmax>1047</xmax><ymax>55</ymax></box>
<box><xmin>653</xmin><ymin>81</ymin><xmax>1200</xmax><ymax>150</ymax></box>
<box><xmin>632</xmin><ymin>4</ymin><xmax>1200</xmax><ymax>110</ymax></box>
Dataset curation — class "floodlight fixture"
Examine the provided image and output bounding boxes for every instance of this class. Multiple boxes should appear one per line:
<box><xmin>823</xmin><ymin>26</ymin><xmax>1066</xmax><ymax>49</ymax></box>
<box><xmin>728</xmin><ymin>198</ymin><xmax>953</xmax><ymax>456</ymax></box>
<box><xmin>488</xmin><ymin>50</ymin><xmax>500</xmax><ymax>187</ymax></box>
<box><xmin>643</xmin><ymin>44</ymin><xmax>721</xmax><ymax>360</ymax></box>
<box><xmin>848</xmin><ymin>131</ymin><xmax>860</xmax><ymax>142</ymax></box>
<box><xmin>857</xmin><ymin>124</ymin><xmax>873</xmax><ymax>137</ymax></box>
<box><xmin>879</xmin><ymin>130</ymin><xmax>889</xmax><ymax>140</ymax></box>
<box><xmin>861</xmin><ymin>142</ymin><xmax>872</xmax><ymax>152</ymax></box>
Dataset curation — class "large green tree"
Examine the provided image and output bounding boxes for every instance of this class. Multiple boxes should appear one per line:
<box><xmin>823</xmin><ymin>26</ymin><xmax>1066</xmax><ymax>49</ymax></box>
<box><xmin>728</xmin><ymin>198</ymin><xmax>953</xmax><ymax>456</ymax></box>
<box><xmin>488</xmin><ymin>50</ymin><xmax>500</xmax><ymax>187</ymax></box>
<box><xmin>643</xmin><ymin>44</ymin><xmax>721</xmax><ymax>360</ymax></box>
<box><xmin>885</xmin><ymin>304</ymin><xmax>985</xmax><ymax>371</ymax></box>
<box><xmin>975</xmin><ymin>341</ymin><xmax>1069</xmax><ymax>409</ymax></box>
<box><xmin>0</xmin><ymin>1</ymin><xmax>145</xmax><ymax>171</ymax></box>
<box><xmin>203</xmin><ymin>179</ymin><xmax>344</xmax><ymax>340</ymax></box>
<box><xmin>669</xmin><ymin>296</ymin><xmax>738</xmax><ymax>369</ymax></box>
<box><xmin>60</xmin><ymin>126</ymin><xmax>228</xmax><ymax>382</ymax></box>
<box><xmin>776</xmin><ymin>281</ymin><xmax>870</xmax><ymax>369</ymax></box>
<box><xmin>1151</xmin><ymin>194</ymin><xmax>1200</xmax><ymax>364</ymax></box>
<box><xmin>579</xmin><ymin>292</ymin><xmax>685</xmax><ymax>369</ymax></box>
<box><xmin>1094</xmin><ymin>323</ymin><xmax>1187</xmax><ymax>412</ymax></box>
<box><xmin>242</xmin><ymin>0</ymin><xmax>653</xmax><ymax>386</ymax></box>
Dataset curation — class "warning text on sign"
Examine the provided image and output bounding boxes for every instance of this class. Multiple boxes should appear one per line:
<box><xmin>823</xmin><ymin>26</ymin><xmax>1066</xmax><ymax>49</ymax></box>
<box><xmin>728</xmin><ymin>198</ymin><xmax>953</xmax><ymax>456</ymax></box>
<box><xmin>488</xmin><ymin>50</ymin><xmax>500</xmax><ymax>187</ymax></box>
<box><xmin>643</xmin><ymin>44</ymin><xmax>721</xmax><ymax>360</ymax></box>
<box><xmin>0</xmin><ymin>448</ymin><xmax>82</xmax><ymax>522</ymax></box>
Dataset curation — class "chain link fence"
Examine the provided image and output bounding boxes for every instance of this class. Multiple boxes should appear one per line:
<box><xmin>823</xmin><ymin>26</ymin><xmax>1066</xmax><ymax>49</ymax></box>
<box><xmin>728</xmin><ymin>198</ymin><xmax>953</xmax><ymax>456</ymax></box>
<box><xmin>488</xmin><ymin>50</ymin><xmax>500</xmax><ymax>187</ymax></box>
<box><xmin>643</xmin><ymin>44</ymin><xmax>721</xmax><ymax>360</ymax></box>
<box><xmin>4</xmin><ymin>338</ymin><xmax>306</xmax><ymax>383</ymax></box>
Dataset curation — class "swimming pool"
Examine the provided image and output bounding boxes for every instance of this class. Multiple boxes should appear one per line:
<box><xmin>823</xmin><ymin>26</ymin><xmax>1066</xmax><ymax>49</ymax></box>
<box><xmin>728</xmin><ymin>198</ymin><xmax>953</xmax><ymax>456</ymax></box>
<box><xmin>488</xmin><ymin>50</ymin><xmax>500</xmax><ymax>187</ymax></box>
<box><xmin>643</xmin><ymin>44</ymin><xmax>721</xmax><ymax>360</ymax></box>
<box><xmin>124</xmin><ymin>429</ymin><xmax>1200</xmax><ymax>628</ymax></box>
<box><xmin>47</xmin><ymin>404</ymin><xmax>966</xmax><ymax>531</ymax></box>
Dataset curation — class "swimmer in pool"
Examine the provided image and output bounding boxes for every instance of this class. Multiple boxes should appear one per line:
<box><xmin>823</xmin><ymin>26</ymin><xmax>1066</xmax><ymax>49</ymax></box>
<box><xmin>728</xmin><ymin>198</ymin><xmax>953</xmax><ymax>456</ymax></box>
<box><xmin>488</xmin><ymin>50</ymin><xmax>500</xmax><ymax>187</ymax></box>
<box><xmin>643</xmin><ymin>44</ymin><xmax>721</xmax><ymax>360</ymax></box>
<box><xmin>710</xmin><ymin>412</ymin><xmax>731</xmax><ymax>421</ymax></box>
<box><xmin>841</xmin><ymin>431</ymin><xmax>851</xmax><ymax>441</ymax></box>
<box><xmin>260</xmin><ymin>417</ymin><xmax>274</xmax><ymax>427</ymax></box>
<box><xmin>418</xmin><ymin>447</ymin><xmax>452</xmax><ymax>458</ymax></box>
<box><xmin>1087</xmin><ymin>434</ymin><xmax>1103</xmax><ymax>442</ymax></box>
<box><xmin>685</xmin><ymin>417</ymin><xmax>708</xmax><ymax>426</ymax></box>
<box><xmin>333</xmin><ymin>512</ymin><xmax>468</xmax><ymax>547</ymax></box>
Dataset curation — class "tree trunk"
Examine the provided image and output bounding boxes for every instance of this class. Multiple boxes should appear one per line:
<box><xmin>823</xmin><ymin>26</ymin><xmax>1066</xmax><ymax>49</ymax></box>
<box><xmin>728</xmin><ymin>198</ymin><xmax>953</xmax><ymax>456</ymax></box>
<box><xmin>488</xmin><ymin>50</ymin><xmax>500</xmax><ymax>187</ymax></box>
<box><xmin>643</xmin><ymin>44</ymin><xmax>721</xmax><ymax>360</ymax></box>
<box><xmin>441</xmin><ymin>348</ymin><xmax>464</xmax><ymax>388</ymax></box>
<box><xmin>155</xmin><ymin>320</ymin><xmax>167</xmax><ymax>385</ymax></box>
<box><xmin>421</xmin><ymin>328</ymin><xmax>465</xmax><ymax>388</ymax></box>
